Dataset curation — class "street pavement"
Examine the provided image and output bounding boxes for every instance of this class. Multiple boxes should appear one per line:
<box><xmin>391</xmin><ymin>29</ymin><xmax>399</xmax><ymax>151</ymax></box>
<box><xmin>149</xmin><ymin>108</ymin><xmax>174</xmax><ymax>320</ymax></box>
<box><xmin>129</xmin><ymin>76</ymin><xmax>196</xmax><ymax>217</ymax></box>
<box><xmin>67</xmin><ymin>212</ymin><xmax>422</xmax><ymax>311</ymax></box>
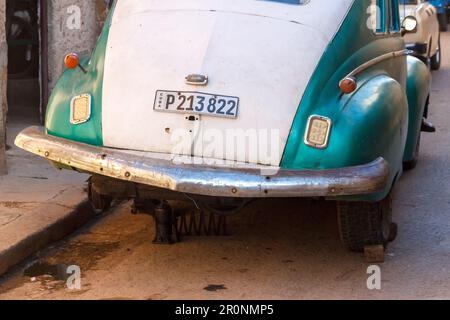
<box><xmin>0</xmin><ymin>117</ymin><xmax>89</xmax><ymax>276</ymax></box>
<box><xmin>0</xmin><ymin>33</ymin><xmax>449</xmax><ymax>300</ymax></box>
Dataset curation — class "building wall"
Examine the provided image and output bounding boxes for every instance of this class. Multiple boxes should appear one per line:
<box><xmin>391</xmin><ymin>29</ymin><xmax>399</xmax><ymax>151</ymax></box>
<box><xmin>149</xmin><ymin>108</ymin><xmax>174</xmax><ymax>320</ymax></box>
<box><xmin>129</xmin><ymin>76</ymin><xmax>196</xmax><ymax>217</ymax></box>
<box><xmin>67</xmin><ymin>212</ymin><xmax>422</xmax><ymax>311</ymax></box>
<box><xmin>0</xmin><ymin>0</ymin><xmax>7</xmax><ymax>175</ymax></box>
<box><xmin>47</xmin><ymin>0</ymin><xmax>99</xmax><ymax>91</ymax></box>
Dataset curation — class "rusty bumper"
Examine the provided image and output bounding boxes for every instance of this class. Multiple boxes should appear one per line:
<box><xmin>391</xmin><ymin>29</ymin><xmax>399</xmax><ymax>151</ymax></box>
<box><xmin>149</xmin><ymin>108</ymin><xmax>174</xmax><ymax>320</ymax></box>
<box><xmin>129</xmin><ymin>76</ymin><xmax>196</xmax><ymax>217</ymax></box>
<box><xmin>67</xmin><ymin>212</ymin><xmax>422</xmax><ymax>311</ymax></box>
<box><xmin>15</xmin><ymin>126</ymin><xmax>390</xmax><ymax>198</ymax></box>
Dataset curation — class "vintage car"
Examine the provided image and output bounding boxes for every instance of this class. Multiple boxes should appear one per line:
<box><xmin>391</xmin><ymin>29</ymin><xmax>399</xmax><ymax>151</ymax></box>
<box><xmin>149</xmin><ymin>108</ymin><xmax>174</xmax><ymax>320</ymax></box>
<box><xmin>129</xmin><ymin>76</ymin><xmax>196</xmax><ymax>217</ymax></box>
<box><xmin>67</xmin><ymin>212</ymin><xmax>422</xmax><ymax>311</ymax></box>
<box><xmin>429</xmin><ymin>0</ymin><xmax>450</xmax><ymax>31</ymax></box>
<box><xmin>15</xmin><ymin>0</ymin><xmax>433</xmax><ymax>256</ymax></box>
<box><xmin>400</xmin><ymin>0</ymin><xmax>442</xmax><ymax>70</ymax></box>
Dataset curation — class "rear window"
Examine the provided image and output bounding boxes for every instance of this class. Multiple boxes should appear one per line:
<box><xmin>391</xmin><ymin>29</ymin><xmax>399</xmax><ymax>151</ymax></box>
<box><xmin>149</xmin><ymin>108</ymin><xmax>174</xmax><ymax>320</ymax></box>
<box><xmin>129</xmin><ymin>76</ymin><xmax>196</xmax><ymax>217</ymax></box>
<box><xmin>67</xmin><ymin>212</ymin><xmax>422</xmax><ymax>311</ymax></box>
<box><xmin>260</xmin><ymin>0</ymin><xmax>311</xmax><ymax>4</ymax></box>
<box><xmin>399</xmin><ymin>0</ymin><xmax>419</xmax><ymax>4</ymax></box>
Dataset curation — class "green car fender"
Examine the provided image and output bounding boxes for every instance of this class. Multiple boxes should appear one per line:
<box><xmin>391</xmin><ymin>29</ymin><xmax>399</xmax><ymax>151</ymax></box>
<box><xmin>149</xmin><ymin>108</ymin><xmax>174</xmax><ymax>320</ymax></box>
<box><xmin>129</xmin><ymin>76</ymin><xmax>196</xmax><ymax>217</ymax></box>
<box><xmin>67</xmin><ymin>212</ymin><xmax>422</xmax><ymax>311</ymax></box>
<box><xmin>281</xmin><ymin>0</ymin><xmax>409</xmax><ymax>201</ymax></box>
<box><xmin>45</xmin><ymin>3</ymin><xmax>115</xmax><ymax>146</ymax></box>
<box><xmin>334</xmin><ymin>74</ymin><xmax>409</xmax><ymax>201</ymax></box>
<box><xmin>403</xmin><ymin>56</ymin><xmax>432</xmax><ymax>163</ymax></box>
<box><xmin>284</xmin><ymin>73</ymin><xmax>408</xmax><ymax>202</ymax></box>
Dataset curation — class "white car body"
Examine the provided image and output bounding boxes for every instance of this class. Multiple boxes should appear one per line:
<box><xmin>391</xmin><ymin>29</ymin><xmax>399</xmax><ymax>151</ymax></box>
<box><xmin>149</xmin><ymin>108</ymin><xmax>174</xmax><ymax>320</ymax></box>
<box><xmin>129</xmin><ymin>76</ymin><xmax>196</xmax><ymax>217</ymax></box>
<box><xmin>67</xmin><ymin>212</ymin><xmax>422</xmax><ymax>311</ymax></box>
<box><xmin>102</xmin><ymin>0</ymin><xmax>353</xmax><ymax>166</ymax></box>
<box><xmin>401</xmin><ymin>0</ymin><xmax>440</xmax><ymax>59</ymax></box>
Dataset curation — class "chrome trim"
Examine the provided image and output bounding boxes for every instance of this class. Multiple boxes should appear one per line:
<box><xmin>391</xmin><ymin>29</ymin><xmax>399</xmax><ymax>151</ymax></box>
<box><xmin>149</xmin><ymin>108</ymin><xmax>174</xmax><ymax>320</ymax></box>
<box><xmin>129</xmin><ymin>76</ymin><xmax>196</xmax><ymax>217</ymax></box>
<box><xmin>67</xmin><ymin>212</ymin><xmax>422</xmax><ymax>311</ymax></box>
<box><xmin>185</xmin><ymin>74</ymin><xmax>209</xmax><ymax>86</ymax></box>
<box><xmin>304</xmin><ymin>115</ymin><xmax>332</xmax><ymax>149</ymax></box>
<box><xmin>402</xmin><ymin>15</ymin><xmax>418</xmax><ymax>34</ymax></box>
<box><xmin>342</xmin><ymin>49</ymin><xmax>412</xmax><ymax>81</ymax></box>
<box><xmin>15</xmin><ymin>127</ymin><xmax>390</xmax><ymax>198</ymax></box>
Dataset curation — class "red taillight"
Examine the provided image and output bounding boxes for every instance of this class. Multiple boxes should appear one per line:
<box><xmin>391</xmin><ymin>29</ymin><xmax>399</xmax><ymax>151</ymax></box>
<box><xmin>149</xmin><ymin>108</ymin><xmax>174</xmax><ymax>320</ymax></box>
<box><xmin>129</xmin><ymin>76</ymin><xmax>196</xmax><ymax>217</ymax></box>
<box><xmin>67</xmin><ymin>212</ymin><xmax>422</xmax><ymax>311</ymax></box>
<box><xmin>339</xmin><ymin>77</ymin><xmax>357</xmax><ymax>94</ymax></box>
<box><xmin>64</xmin><ymin>53</ymin><xmax>79</xmax><ymax>69</ymax></box>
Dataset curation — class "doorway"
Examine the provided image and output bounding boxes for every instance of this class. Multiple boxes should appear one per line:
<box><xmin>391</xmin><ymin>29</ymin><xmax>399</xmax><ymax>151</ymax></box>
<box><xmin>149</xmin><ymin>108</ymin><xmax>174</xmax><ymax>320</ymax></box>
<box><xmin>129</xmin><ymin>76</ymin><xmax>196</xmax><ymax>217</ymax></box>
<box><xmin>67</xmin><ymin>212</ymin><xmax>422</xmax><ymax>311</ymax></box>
<box><xmin>6</xmin><ymin>0</ymin><xmax>41</xmax><ymax>123</ymax></box>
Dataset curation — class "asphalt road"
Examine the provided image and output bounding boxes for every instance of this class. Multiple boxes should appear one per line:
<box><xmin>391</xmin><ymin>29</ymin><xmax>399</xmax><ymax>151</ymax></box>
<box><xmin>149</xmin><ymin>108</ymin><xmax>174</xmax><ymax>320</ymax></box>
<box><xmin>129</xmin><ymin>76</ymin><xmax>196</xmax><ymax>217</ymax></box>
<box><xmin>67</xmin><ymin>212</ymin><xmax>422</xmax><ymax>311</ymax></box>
<box><xmin>0</xmin><ymin>33</ymin><xmax>449</xmax><ymax>300</ymax></box>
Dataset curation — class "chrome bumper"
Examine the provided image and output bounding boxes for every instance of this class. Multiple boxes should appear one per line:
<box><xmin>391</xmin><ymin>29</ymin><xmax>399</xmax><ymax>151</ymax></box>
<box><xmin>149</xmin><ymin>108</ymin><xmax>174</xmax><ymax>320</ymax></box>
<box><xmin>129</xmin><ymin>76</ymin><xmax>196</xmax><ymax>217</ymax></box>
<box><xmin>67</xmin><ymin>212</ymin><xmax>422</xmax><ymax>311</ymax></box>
<box><xmin>15</xmin><ymin>127</ymin><xmax>389</xmax><ymax>198</ymax></box>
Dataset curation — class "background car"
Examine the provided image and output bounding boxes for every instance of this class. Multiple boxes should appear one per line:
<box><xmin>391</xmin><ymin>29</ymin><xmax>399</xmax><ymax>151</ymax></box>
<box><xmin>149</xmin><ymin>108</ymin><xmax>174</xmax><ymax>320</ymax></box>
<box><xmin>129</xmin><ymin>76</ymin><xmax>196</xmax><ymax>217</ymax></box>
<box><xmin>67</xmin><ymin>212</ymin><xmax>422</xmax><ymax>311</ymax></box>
<box><xmin>400</xmin><ymin>0</ymin><xmax>442</xmax><ymax>70</ymax></box>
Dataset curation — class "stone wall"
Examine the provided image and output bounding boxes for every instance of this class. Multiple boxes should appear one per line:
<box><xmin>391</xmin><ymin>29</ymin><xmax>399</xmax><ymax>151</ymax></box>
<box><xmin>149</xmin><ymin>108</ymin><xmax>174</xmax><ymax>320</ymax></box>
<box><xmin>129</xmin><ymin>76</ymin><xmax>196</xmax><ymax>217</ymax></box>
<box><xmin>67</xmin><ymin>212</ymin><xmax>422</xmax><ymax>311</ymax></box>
<box><xmin>47</xmin><ymin>0</ymin><xmax>98</xmax><ymax>91</ymax></box>
<box><xmin>0</xmin><ymin>0</ymin><xmax>7</xmax><ymax>175</ymax></box>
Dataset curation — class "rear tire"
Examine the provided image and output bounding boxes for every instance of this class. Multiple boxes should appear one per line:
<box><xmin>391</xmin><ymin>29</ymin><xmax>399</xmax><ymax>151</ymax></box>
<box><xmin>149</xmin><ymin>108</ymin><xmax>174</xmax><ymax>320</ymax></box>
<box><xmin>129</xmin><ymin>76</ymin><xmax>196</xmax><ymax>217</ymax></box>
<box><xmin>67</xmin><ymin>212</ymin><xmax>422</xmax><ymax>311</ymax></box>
<box><xmin>430</xmin><ymin>36</ymin><xmax>442</xmax><ymax>71</ymax></box>
<box><xmin>337</xmin><ymin>193</ymin><xmax>393</xmax><ymax>252</ymax></box>
<box><xmin>438</xmin><ymin>13</ymin><xmax>448</xmax><ymax>32</ymax></box>
<box><xmin>403</xmin><ymin>134</ymin><xmax>421</xmax><ymax>171</ymax></box>
<box><xmin>88</xmin><ymin>181</ymin><xmax>113</xmax><ymax>214</ymax></box>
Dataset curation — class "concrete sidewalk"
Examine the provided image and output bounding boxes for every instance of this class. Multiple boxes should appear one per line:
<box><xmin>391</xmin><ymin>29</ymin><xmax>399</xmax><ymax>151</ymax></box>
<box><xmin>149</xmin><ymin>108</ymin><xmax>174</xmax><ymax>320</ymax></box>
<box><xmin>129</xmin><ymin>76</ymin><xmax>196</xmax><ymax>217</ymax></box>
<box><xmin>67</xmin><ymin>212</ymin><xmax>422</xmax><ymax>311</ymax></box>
<box><xmin>0</xmin><ymin>117</ymin><xmax>90</xmax><ymax>276</ymax></box>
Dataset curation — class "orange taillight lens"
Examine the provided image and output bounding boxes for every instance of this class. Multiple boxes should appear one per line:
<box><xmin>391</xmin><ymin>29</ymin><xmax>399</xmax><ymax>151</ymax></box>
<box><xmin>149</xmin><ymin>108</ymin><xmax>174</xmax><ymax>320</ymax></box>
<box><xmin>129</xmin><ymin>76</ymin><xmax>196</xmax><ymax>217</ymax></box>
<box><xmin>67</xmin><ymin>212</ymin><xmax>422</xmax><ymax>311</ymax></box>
<box><xmin>339</xmin><ymin>77</ymin><xmax>357</xmax><ymax>94</ymax></box>
<box><xmin>64</xmin><ymin>53</ymin><xmax>80</xmax><ymax>69</ymax></box>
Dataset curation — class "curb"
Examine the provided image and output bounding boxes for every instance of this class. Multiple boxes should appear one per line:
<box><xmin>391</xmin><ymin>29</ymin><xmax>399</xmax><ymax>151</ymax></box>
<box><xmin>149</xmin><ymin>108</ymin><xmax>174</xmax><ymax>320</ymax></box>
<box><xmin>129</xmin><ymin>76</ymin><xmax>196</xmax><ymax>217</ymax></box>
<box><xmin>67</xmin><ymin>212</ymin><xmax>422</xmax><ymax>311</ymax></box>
<box><xmin>0</xmin><ymin>199</ymin><xmax>93</xmax><ymax>277</ymax></box>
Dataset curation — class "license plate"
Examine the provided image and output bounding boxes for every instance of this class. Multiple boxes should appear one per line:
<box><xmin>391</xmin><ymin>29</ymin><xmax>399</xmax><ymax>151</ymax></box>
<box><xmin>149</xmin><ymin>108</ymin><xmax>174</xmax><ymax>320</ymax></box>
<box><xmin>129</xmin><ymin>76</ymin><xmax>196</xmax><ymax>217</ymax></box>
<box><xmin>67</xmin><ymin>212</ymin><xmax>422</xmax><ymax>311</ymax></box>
<box><xmin>154</xmin><ymin>90</ymin><xmax>239</xmax><ymax>119</ymax></box>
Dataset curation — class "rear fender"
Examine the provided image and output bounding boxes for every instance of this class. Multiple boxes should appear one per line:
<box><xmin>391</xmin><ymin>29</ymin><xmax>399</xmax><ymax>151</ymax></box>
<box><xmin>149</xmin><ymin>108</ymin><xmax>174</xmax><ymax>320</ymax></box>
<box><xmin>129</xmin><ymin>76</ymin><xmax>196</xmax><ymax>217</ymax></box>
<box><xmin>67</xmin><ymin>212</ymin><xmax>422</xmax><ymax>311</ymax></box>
<box><xmin>286</xmin><ymin>74</ymin><xmax>408</xmax><ymax>202</ymax></box>
<box><xmin>403</xmin><ymin>56</ymin><xmax>432</xmax><ymax>162</ymax></box>
<box><xmin>333</xmin><ymin>75</ymin><xmax>408</xmax><ymax>201</ymax></box>
<box><xmin>44</xmin><ymin>2</ymin><xmax>117</xmax><ymax>146</ymax></box>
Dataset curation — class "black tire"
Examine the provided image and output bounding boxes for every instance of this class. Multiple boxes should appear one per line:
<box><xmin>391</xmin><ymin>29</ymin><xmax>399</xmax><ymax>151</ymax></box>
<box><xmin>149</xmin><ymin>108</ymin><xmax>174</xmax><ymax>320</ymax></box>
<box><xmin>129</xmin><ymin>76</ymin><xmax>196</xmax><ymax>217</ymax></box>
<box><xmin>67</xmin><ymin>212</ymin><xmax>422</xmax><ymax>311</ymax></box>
<box><xmin>337</xmin><ymin>193</ymin><xmax>393</xmax><ymax>252</ymax></box>
<box><xmin>88</xmin><ymin>181</ymin><xmax>113</xmax><ymax>214</ymax></box>
<box><xmin>430</xmin><ymin>36</ymin><xmax>442</xmax><ymax>71</ymax></box>
<box><xmin>438</xmin><ymin>13</ymin><xmax>448</xmax><ymax>32</ymax></box>
<box><xmin>403</xmin><ymin>134</ymin><xmax>421</xmax><ymax>171</ymax></box>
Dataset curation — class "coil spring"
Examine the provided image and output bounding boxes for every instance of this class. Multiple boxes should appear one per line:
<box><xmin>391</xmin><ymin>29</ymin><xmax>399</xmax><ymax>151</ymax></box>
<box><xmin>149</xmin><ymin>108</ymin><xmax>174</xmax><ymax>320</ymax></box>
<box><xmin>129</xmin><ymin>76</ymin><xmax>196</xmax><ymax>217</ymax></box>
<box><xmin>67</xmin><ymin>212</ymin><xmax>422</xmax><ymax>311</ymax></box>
<box><xmin>176</xmin><ymin>209</ymin><xmax>228</xmax><ymax>236</ymax></box>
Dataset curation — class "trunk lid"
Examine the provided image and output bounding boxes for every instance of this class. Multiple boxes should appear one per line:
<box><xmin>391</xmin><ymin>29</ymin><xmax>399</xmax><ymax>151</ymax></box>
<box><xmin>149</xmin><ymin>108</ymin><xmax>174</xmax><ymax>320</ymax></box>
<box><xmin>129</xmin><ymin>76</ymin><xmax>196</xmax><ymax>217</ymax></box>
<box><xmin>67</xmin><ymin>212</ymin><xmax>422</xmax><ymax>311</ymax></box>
<box><xmin>102</xmin><ymin>0</ymin><xmax>352</xmax><ymax>166</ymax></box>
